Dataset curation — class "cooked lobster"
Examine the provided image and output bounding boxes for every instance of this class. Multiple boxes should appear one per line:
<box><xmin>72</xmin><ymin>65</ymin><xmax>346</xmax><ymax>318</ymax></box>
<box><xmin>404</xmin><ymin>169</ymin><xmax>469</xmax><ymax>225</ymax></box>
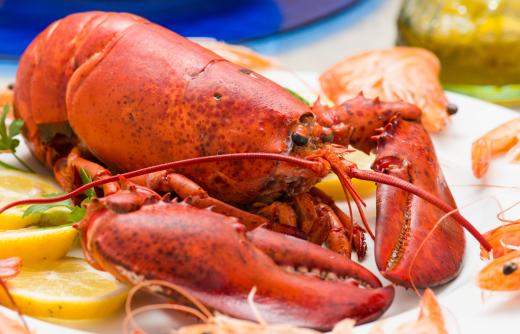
<box><xmin>4</xmin><ymin>11</ymin><xmax>492</xmax><ymax>329</ymax></box>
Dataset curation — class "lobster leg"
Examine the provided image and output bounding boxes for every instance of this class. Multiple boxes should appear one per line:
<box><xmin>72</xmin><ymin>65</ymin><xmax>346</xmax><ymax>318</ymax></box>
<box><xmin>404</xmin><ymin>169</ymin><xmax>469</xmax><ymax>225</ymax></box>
<box><xmin>256</xmin><ymin>192</ymin><xmax>359</xmax><ymax>258</ymax></box>
<box><xmin>54</xmin><ymin>147</ymin><xmax>119</xmax><ymax>195</ymax></box>
<box><xmin>54</xmin><ymin>151</ymin><xmax>269</xmax><ymax>229</ymax></box>
<box><xmin>255</xmin><ymin>201</ymin><xmax>303</xmax><ymax>238</ymax></box>
<box><xmin>316</xmin><ymin>203</ymin><xmax>353</xmax><ymax>257</ymax></box>
<box><xmin>130</xmin><ymin>171</ymin><xmax>270</xmax><ymax>230</ymax></box>
<box><xmin>311</xmin><ymin>187</ymin><xmax>368</xmax><ymax>260</ymax></box>
<box><xmin>255</xmin><ymin>202</ymin><xmax>298</xmax><ymax>228</ymax></box>
<box><xmin>314</xmin><ymin>95</ymin><xmax>465</xmax><ymax>287</ymax></box>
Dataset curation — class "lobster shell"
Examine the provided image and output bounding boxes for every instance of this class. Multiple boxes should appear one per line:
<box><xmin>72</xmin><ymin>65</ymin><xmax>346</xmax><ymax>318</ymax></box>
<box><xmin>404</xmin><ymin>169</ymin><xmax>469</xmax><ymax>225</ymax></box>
<box><xmin>15</xmin><ymin>11</ymin><xmax>318</xmax><ymax>205</ymax></box>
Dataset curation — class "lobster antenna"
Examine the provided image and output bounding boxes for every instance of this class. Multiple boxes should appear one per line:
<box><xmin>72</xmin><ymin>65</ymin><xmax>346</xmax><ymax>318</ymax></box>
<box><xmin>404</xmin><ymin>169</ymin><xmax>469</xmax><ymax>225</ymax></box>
<box><xmin>350</xmin><ymin>168</ymin><xmax>492</xmax><ymax>251</ymax></box>
<box><xmin>497</xmin><ymin>200</ymin><xmax>520</xmax><ymax>224</ymax></box>
<box><xmin>0</xmin><ymin>153</ymin><xmax>324</xmax><ymax>214</ymax></box>
<box><xmin>0</xmin><ymin>152</ymin><xmax>492</xmax><ymax>251</ymax></box>
<box><xmin>330</xmin><ymin>162</ymin><xmax>375</xmax><ymax>240</ymax></box>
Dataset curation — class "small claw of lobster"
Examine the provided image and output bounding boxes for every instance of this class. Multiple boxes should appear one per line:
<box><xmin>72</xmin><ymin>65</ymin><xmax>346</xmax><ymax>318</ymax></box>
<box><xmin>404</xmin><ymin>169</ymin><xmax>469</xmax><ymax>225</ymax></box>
<box><xmin>372</xmin><ymin>119</ymin><xmax>465</xmax><ymax>288</ymax></box>
<box><xmin>80</xmin><ymin>193</ymin><xmax>394</xmax><ymax>330</ymax></box>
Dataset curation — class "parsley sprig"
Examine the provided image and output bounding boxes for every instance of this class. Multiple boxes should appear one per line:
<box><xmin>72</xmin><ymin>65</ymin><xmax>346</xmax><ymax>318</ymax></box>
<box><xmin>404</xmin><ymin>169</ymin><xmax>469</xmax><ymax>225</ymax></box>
<box><xmin>23</xmin><ymin>168</ymin><xmax>95</xmax><ymax>223</ymax></box>
<box><xmin>0</xmin><ymin>104</ymin><xmax>34</xmax><ymax>173</ymax></box>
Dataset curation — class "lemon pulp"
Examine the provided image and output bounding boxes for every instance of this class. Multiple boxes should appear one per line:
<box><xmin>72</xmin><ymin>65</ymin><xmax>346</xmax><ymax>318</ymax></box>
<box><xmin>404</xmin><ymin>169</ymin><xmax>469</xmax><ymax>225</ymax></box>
<box><xmin>0</xmin><ymin>168</ymin><xmax>70</xmax><ymax>230</ymax></box>
<box><xmin>315</xmin><ymin>150</ymin><xmax>376</xmax><ymax>201</ymax></box>
<box><xmin>0</xmin><ymin>257</ymin><xmax>129</xmax><ymax>319</ymax></box>
<box><xmin>0</xmin><ymin>225</ymin><xmax>78</xmax><ymax>264</ymax></box>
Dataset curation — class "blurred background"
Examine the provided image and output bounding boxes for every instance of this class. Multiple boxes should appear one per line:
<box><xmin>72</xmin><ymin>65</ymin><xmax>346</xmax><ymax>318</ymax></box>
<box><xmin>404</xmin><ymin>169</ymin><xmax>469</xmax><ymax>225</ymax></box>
<box><xmin>0</xmin><ymin>0</ymin><xmax>519</xmax><ymax>104</ymax></box>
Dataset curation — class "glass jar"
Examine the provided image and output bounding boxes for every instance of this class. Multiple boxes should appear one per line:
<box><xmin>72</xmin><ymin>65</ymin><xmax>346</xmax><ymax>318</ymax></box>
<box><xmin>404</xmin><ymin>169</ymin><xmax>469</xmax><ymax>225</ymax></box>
<box><xmin>397</xmin><ymin>0</ymin><xmax>520</xmax><ymax>105</ymax></box>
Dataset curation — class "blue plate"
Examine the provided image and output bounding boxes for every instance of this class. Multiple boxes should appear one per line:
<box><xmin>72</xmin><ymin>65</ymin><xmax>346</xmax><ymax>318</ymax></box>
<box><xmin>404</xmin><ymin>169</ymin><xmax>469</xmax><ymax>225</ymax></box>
<box><xmin>0</xmin><ymin>0</ymin><xmax>358</xmax><ymax>58</ymax></box>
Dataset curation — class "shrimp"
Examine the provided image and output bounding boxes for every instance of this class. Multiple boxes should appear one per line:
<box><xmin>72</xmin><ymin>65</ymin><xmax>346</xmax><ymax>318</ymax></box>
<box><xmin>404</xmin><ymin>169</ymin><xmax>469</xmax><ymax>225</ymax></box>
<box><xmin>320</xmin><ymin>47</ymin><xmax>452</xmax><ymax>132</ymax></box>
<box><xmin>386</xmin><ymin>289</ymin><xmax>447</xmax><ymax>334</ymax></box>
<box><xmin>471</xmin><ymin>117</ymin><xmax>520</xmax><ymax>178</ymax></box>
<box><xmin>479</xmin><ymin>201</ymin><xmax>520</xmax><ymax>291</ymax></box>
<box><xmin>478</xmin><ymin>250</ymin><xmax>520</xmax><ymax>291</ymax></box>
<box><xmin>481</xmin><ymin>222</ymin><xmax>520</xmax><ymax>260</ymax></box>
<box><xmin>0</xmin><ymin>257</ymin><xmax>20</xmax><ymax>280</ymax></box>
<box><xmin>0</xmin><ymin>312</ymin><xmax>31</xmax><ymax>334</ymax></box>
<box><xmin>0</xmin><ymin>257</ymin><xmax>31</xmax><ymax>333</ymax></box>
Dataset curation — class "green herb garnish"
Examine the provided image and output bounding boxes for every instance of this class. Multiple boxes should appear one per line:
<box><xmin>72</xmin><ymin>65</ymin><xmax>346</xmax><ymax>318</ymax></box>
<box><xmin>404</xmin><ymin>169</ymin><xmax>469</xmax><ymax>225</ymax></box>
<box><xmin>285</xmin><ymin>88</ymin><xmax>310</xmax><ymax>106</ymax></box>
<box><xmin>79</xmin><ymin>168</ymin><xmax>96</xmax><ymax>199</ymax></box>
<box><xmin>23</xmin><ymin>169</ymin><xmax>96</xmax><ymax>223</ymax></box>
<box><xmin>0</xmin><ymin>104</ymin><xmax>34</xmax><ymax>173</ymax></box>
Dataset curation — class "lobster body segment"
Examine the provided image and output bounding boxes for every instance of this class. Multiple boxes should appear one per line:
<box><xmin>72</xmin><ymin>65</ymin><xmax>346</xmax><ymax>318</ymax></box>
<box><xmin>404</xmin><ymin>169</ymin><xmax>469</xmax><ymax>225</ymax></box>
<box><xmin>81</xmin><ymin>192</ymin><xmax>394</xmax><ymax>330</ymax></box>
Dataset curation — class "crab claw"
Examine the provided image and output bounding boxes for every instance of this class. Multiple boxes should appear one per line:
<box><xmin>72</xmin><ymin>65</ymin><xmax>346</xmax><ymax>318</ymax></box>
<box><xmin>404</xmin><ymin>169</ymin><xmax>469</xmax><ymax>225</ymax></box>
<box><xmin>80</xmin><ymin>195</ymin><xmax>394</xmax><ymax>330</ymax></box>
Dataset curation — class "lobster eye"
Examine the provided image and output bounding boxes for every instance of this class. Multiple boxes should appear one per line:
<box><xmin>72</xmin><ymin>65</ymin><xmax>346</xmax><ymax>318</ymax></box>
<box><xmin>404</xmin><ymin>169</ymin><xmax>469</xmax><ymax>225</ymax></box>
<box><xmin>291</xmin><ymin>132</ymin><xmax>309</xmax><ymax>146</ymax></box>
<box><xmin>503</xmin><ymin>262</ymin><xmax>517</xmax><ymax>276</ymax></box>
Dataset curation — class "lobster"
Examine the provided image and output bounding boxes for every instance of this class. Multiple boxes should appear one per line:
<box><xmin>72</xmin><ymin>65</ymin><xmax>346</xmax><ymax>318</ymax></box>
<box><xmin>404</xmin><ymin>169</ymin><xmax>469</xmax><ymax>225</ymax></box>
<box><xmin>3</xmin><ymin>11</ymin><xmax>492</xmax><ymax>329</ymax></box>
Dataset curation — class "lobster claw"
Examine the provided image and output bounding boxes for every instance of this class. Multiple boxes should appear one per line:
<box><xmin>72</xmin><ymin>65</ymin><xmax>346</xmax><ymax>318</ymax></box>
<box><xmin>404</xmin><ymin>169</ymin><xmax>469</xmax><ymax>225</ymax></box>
<box><xmin>80</xmin><ymin>194</ymin><xmax>394</xmax><ymax>330</ymax></box>
<box><xmin>247</xmin><ymin>228</ymin><xmax>394</xmax><ymax>328</ymax></box>
<box><xmin>372</xmin><ymin>120</ymin><xmax>465</xmax><ymax>288</ymax></box>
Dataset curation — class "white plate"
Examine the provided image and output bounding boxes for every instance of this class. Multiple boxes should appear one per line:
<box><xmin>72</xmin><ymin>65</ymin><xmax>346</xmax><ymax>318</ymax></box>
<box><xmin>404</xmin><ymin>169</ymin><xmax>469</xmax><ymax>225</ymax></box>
<box><xmin>0</xmin><ymin>70</ymin><xmax>519</xmax><ymax>333</ymax></box>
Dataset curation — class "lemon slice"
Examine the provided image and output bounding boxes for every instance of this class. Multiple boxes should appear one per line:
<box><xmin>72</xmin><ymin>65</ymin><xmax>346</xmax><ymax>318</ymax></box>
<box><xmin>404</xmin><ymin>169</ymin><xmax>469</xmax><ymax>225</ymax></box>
<box><xmin>0</xmin><ymin>225</ymin><xmax>78</xmax><ymax>264</ymax></box>
<box><xmin>0</xmin><ymin>257</ymin><xmax>129</xmax><ymax>319</ymax></box>
<box><xmin>315</xmin><ymin>150</ymin><xmax>377</xmax><ymax>201</ymax></box>
<box><xmin>0</xmin><ymin>168</ymin><xmax>70</xmax><ymax>230</ymax></box>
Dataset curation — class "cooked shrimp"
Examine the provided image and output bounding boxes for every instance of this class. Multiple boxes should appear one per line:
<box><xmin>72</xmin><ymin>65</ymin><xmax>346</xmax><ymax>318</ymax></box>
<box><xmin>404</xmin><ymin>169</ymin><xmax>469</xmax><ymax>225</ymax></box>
<box><xmin>471</xmin><ymin>117</ymin><xmax>520</xmax><ymax>178</ymax></box>
<box><xmin>0</xmin><ymin>312</ymin><xmax>32</xmax><ymax>334</ymax></box>
<box><xmin>190</xmin><ymin>38</ymin><xmax>275</xmax><ymax>70</ymax></box>
<box><xmin>478</xmin><ymin>250</ymin><xmax>520</xmax><ymax>291</ymax></box>
<box><xmin>481</xmin><ymin>222</ymin><xmax>520</xmax><ymax>260</ymax></box>
<box><xmin>320</xmin><ymin>47</ymin><xmax>450</xmax><ymax>132</ymax></box>
<box><xmin>0</xmin><ymin>257</ymin><xmax>20</xmax><ymax>280</ymax></box>
<box><xmin>390</xmin><ymin>289</ymin><xmax>447</xmax><ymax>334</ymax></box>
<box><xmin>0</xmin><ymin>257</ymin><xmax>30</xmax><ymax>333</ymax></box>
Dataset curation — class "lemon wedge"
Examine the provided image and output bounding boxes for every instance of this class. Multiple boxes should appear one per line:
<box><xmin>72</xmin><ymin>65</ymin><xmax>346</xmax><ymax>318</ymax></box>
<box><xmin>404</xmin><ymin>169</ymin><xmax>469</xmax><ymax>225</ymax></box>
<box><xmin>315</xmin><ymin>150</ymin><xmax>377</xmax><ymax>201</ymax></box>
<box><xmin>0</xmin><ymin>257</ymin><xmax>129</xmax><ymax>319</ymax></box>
<box><xmin>0</xmin><ymin>225</ymin><xmax>78</xmax><ymax>264</ymax></box>
<box><xmin>0</xmin><ymin>168</ymin><xmax>70</xmax><ymax>230</ymax></box>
